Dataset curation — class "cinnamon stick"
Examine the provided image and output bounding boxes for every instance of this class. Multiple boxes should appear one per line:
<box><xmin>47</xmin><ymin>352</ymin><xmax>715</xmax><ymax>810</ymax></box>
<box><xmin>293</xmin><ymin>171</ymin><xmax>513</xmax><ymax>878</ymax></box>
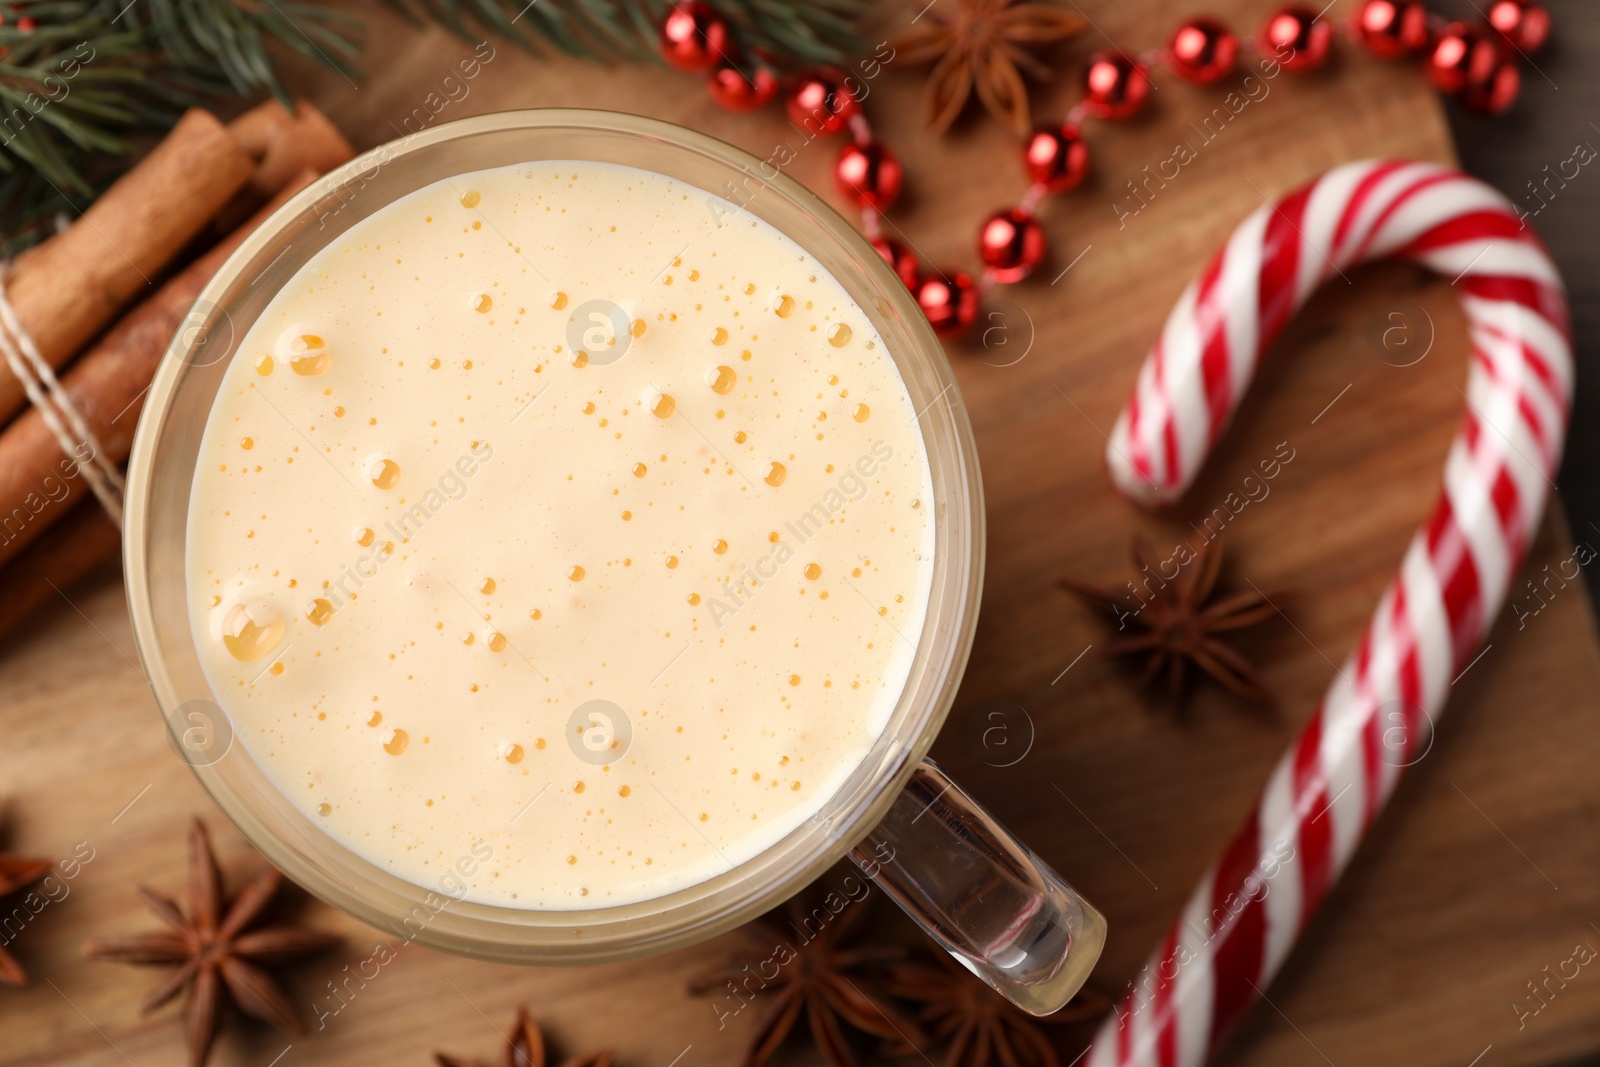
<box><xmin>0</xmin><ymin>502</ymin><xmax>119</xmax><ymax>642</ymax></box>
<box><xmin>0</xmin><ymin>170</ymin><xmax>323</xmax><ymax>570</ymax></box>
<box><xmin>217</xmin><ymin>101</ymin><xmax>355</xmax><ymax>232</ymax></box>
<box><xmin>227</xmin><ymin>99</ymin><xmax>297</xmax><ymax>159</ymax></box>
<box><xmin>0</xmin><ymin>109</ymin><xmax>256</xmax><ymax>424</ymax></box>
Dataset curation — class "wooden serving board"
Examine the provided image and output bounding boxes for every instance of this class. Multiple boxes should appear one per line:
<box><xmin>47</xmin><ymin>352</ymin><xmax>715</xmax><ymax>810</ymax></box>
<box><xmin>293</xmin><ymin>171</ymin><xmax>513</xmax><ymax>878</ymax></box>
<box><xmin>5</xmin><ymin>2</ymin><xmax>1600</xmax><ymax>1065</ymax></box>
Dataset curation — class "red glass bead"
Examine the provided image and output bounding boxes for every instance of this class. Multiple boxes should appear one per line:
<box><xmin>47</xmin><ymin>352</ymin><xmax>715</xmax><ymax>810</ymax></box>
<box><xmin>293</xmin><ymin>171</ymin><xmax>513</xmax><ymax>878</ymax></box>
<box><xmin>1487</xmin><ymin>0</ymin><xmax>1550</xmax><ymax>54</ymax></box>
<box><xmin>870</xmin><ymin>237</ymin><xmax>920</xmax><ymax>289</ymax></box>
<box><xmin>1082</xmin><ymin>53</ymin><xmax>1150</xmax><ymax>120</ymax></box>
<box><xmin>707</xmin><ymin>62</ymin><xmax>778</xmax><ymax>111</ymax></box>
<box><xmin>916</xmin><ymin>272</ymin><xmax>980</xmax><ymax>338</ymax></box>
<box><xmin>1260</xmin><ymin>6</ymin><xmax>1334</xmax><ymax>71</ymax></box>
<box><xmin>1427</xmin><ymin>21</ymin><xmax>1520</xmax><ymax>114</ymax></box>
<box><xmin>1353</xmin><ymin>0</ymin><xmax>1430</xmax><ymax>60</ymax></box>
<box><xmin>788</xmin><ymin>69</ymin><xmax>859</xmax><ymax>137</ymax></box>
<box><xmin>1169</xmin><ymin>18</ymin><xmax>1239</xmax><ymax>84</ymax></box>
<box><xmin>16</xmin><ymin>16</ymin><xmax>34</xmax><ymax>31</ymax></box>
<box><xmin>660</xmin><ymin>2</ymin><xmax>731</xmax><ymax>72</ymax></box>
<box><xmin>1426</xmin><ymin>22</ymin><xmax>1503</xmax><ymax>96</ymax></box>
<box><xmin>1023</xmin><ymin>123</ymin><xmax>1090</xmax><ymax>195</ymax></box>
<box><xmin>836</xmin><ymin>142</ymin><xmax>904</xmax><ymax>212</ymax></box>
<box><xmin>978</xmin><ymin>209</ymin><xmax>1046</xmax><ymax>284</ymax></box>
<box><xmin>1460</xmin><ymin>55</ymin><xmax>1520</xmax><ymax>114</ymax></box>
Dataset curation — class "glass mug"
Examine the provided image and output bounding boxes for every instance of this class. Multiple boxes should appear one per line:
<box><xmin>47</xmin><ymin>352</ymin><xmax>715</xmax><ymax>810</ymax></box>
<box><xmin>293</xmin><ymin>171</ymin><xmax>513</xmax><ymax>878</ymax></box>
<box><xmin>123</xmin><ymin>110</ymin><xmax>1105</xmax><ymax>1016</ymax></box>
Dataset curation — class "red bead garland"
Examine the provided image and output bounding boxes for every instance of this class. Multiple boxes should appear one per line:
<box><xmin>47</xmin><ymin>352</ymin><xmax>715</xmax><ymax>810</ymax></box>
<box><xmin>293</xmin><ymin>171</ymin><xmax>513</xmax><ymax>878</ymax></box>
<box><xmin>1426</xmin><ymin>22</ymin><xmax>1489</xmax><ymax>94</ymax></box>
<box><xmin>1023</xmin><ymin>123</ymin><xmax>1090</xmax><ymax>195</ymax></box>
<box><xmin>1487</xmin><ymin>0</ymin><xmax>1550</xmax><ymax>54</ymax></box>
<box><xmin>788</xmin><ymin>69</ymin><xmax>858</xmax><ymax>136</ymax></box>
<box><xmin>1261</xmin><ymin>5</ymin><xmax>1335</xmax><ymax>71</ymax></box>
<box><xmin>1169</xmin><ymin>18</ymin><xmax>1240</xmax><ymax>85</ymax></box>
<box><xmin>1353</xmin><ymin>0</ymin><xmax>1431</xmax><ymax>60</ymax></box>
<box><xmin>659</xmin><ymin>0</ymin><xmax>1547</xmax><ymax>341</ymax></box>
<box><xmin>835</xmin><ymin>142</ymin><xmax>903</xmax><ymax>212</ymax></box>
<box><xmin>659</xmin><ymin>2</ymin><xmax>731</xmax><ymax>72</ymax></box>
<box><xmin>871</xmin><ymin>237</ymin><xmax>920</xmax><ymax>289</ymax></box>
<box><xmin>1462</xmin><ymin>59</ymin><xmax>1520</xmax><ymax>116</ymax></box>
<box><xmin>1082</xmin><ymin>53</ymin><xmax>1150</xmax><ymax>120</ymax></box>
<box><xmin>978</xmin><ymin>209</ymin><xmax>1047</xmax><ymax>284</ymax></box>
<box><xmin>1428</xmin><ymin>24</ymin><xmax>1521</xmax><ymax>115</ymax></box>
<box><xmin>707</xmin><ymin>62</ymin><xmax>778</xmax><ymax>111</ymax></box>
<box><xmin>915</xmin><ymin>273</ymin><xmax>980</xmax><ymax>338</ymax></box>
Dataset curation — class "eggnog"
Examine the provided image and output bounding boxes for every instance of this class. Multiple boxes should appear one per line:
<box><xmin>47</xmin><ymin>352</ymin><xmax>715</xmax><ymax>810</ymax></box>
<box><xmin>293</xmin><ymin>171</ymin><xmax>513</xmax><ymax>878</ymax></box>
<box><xmin>185</xmin><ymin>160</ymin><xmax>935</xmax><ymax>908</ymax></box>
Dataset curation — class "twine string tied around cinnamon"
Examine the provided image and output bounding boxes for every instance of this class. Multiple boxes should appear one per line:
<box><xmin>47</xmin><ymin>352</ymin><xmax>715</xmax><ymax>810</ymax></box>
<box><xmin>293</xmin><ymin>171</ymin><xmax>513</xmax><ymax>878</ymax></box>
<box><xmin>0</xmin><ymin>266</ymin><xmax>125</xmax><ymax>527</ymax></box>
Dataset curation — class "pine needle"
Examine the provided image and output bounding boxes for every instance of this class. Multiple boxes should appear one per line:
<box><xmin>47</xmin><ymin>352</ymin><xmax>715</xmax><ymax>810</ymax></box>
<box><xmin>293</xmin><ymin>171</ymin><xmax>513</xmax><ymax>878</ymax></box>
<box><xmin>0</xmin><ymin>0</ymin><xmax>867</xmax><ymax>251</ymax></box>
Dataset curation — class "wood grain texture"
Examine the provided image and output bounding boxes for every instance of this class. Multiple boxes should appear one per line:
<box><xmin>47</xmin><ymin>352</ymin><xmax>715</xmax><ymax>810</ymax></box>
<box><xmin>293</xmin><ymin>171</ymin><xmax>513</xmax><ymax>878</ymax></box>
<box><xmin>4</xmin><ymin>2</ymin><xmax>1600</xmax><ymax>1065</ymax></box>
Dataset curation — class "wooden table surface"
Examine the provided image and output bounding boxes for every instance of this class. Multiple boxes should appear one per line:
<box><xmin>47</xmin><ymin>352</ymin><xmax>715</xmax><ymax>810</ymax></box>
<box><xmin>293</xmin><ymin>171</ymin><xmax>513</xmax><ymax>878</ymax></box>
<box><xmin>5</xmin><ymin>2</ymin><xmax>1600</xmax><ymax>1065</ymax></box>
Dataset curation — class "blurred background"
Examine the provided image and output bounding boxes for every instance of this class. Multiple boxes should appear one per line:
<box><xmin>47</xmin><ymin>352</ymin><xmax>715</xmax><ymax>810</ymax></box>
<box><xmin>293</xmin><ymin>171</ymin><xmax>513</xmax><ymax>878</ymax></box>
<box><xmin>1449</xmin><ymin>2</ymin><xmax>1600</xmax><ymax>606</ymax></box>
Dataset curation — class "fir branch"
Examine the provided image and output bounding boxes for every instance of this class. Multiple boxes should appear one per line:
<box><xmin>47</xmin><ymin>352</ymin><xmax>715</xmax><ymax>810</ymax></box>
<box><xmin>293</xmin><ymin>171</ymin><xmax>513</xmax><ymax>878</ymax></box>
<box><xmin>716</xmin><ymin>0</ymin><xmax>865</xmax><ymax>67</ymax></box>
<box><xmin>384</xmin><ymin>0</ymin><xmax>869</xmax><ymax>68</ymax></box>
<box><xmin>0</xmin><ymin>3</ymin><xmax>173</xmax><ymax>243</ymax></box>
<box><xmin>0</xmin><ymin>0</ymin><xmax>363</xmax><ymax>250</ymax></box>
<box><xmin>0</xmin><ymin>0</ymin><xmax>869</xmax><ymax>250</ymax></box>
<box><xmin>133</xmin><ymin>0</ymin><xmax>362</xmax><ymax>101</ymax></box>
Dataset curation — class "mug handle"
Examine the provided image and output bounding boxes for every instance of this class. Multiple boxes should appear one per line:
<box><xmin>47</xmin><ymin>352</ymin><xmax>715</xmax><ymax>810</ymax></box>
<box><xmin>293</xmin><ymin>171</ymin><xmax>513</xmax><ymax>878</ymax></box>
<box><xmin>848</xmin><ymin>759</ymin><xmax>1106</xmax><ymax>1016</ymax></box>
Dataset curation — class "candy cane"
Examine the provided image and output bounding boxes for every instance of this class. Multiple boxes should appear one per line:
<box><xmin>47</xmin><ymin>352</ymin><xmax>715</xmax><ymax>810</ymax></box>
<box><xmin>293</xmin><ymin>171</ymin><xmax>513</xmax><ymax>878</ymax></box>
<box><xmin>1087</xmin><ymin>160</ymin><xmax>1572</xmax><ymax>1067</ymax></box>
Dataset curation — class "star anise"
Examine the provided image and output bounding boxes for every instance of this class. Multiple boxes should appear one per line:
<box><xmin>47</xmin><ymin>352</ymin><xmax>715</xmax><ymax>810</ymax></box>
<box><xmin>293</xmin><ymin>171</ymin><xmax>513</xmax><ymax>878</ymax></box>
<box><xmin>884</xmin><ymin>954</ymin><xmax>1111</xmax><ymax>1067</ymax></box>
<box><xmin>687</xmin><ymin>891</ymin><xmax>925</xmax><ymax>1067</ymax></box>
<box><xmin>0</xmin><ymin>846</ymin><xmax>51</xmax><ymax>985</ymax></box>
<box><xmin>1061</xmin><ymin>537</ymin><xmax>1281</xmax><ymax>708</ymax></box>
<box><xmin>892</xmin><ymin>0</ymin><xmax>1087</xmax><ymax>133</ymax></box>
<box><xmin>435</xmin><ymin>1006</ymin><xmax>615</xmax><ymax>1067</ymax></box>
<box><xmin>82</xmin><ymin>818</ymin><xmax>343</xmax><ymax>1067</ymax></box>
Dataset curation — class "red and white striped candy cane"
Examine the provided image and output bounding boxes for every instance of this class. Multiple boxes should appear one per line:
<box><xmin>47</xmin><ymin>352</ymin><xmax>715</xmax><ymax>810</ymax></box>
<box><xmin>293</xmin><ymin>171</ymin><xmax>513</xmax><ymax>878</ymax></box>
<box><xmin>1087</xmin><ymin>160</ymin><xmax>1572</xmax><ymax>1067</ymax></box>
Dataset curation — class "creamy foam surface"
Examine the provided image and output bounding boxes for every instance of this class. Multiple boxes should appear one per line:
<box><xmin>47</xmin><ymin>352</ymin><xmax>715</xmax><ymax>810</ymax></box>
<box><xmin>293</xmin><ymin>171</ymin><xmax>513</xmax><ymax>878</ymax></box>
<box><xmin>185</xmin><ymin>161</ymin><xmax>935</xmax><ymax>908</ymax></box>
